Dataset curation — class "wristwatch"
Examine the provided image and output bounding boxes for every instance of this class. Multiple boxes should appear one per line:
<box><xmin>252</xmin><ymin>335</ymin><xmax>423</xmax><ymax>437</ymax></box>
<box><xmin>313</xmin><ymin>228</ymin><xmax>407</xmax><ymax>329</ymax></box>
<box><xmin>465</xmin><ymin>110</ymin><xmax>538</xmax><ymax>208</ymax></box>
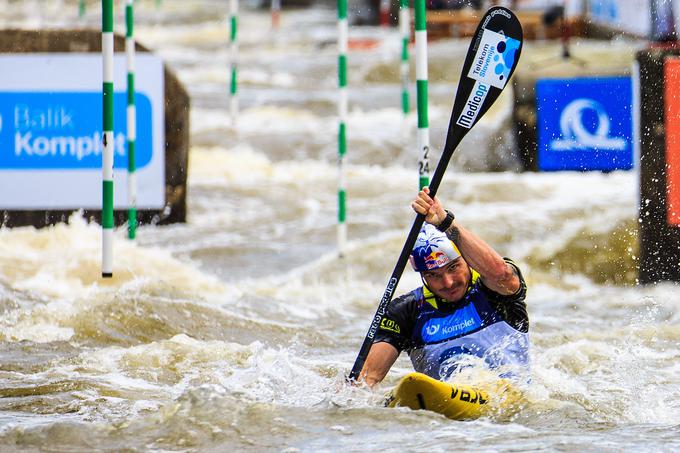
<box><xmin>436</xmin><ymin>210</ymin><xmax>455</xmax><ymax>232</ymax></box>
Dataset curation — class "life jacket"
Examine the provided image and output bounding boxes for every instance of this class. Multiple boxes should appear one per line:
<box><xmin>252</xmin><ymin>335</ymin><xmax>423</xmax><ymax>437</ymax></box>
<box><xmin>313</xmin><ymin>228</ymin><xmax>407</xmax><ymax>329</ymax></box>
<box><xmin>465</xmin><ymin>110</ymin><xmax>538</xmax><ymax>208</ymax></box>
<box><xmin>407</xmin><ymin>270</ymin><xmax>530</xmax><ymax>381</ymax></box>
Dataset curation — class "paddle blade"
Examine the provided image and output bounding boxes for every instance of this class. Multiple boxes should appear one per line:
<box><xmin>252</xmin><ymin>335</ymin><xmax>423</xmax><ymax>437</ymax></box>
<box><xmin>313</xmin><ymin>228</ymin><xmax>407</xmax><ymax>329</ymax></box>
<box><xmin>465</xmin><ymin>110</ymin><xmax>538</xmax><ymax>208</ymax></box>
<box><xmin>448</xmin><ymin>7</ymin><xmax>523</xmax><ymax>138</ymax></box>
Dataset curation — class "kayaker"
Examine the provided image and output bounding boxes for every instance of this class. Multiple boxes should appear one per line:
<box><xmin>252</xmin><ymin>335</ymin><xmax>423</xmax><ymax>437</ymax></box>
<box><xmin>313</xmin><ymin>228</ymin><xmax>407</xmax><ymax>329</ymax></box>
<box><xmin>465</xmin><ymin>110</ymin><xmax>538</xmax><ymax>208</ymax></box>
<box><xmin>358</xmin><ymin>187</ymin><xmax>529</xmax><ymax>387</ymax></box>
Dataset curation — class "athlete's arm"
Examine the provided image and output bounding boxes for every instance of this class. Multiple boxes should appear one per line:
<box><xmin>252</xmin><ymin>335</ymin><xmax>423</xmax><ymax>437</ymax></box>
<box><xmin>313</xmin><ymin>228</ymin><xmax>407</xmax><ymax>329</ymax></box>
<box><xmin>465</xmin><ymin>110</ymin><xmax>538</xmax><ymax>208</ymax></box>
<box><xmin>358</xmin><ymin>342</ymin><xmax>399</xmax><ymax>388</ymax></box>
<box><xmin>411</xmin><ymin>187</ymin><xmax>520</xmax><ymax>296</ymax></box>
<box><xmin>447</xmin><ymin>223</ymin><xmax>520</xmax><ymax>295</ymax></box>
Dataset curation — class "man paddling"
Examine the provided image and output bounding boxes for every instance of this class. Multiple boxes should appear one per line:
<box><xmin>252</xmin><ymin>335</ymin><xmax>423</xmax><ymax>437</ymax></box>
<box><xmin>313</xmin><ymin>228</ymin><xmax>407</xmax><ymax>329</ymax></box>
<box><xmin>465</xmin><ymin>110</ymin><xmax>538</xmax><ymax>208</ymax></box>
<box><xmin>358</xmin><ymin>187</ymin><xmax>529</xmax><ymax>387</ymax></box>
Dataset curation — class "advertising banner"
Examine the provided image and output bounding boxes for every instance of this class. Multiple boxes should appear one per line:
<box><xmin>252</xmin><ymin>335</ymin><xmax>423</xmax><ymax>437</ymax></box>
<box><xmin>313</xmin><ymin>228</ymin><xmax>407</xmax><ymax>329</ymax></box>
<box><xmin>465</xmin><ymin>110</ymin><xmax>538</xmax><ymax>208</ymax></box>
<box><xmin>536</xmin><ymin>76</ymin><xmax>633</xmax><ymax>172</ymax></box>
<box><xmin>665</xmin><ymin>58</ymin><xmax>680</xmax><ymax>226</ymax></box>
<box><xmin>0</xmin><ymin>54</ymin><xmax>164</xmax><ymax>209</ymax></box>
<box><xmin>514</xmin><ymin>0</ymin><xmax>583</xmax><ymax>18</ymax></box>
<box><xmin>587</xmin><ymin>0</ymin><xmax>652</xmax><ymax>37</ymax></box>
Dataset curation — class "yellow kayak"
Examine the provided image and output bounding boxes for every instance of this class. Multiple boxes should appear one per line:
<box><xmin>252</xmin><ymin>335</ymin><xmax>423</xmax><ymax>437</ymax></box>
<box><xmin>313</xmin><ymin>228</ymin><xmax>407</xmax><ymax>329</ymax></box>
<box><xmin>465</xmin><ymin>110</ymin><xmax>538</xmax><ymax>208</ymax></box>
<box><xmin>385</xmin><ymin>372</ymin><xmax>522</xmax><ymax>420</ymax></box>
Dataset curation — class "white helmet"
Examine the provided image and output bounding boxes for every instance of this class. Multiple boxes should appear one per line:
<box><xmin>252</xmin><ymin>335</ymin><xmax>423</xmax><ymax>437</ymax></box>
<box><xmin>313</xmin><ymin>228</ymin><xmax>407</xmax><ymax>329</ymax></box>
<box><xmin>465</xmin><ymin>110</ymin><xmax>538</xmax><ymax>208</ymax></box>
<box><xmin>409</xmin><ymin>224</ymin><xmax>461</xmax><ymax>272</ymax></box>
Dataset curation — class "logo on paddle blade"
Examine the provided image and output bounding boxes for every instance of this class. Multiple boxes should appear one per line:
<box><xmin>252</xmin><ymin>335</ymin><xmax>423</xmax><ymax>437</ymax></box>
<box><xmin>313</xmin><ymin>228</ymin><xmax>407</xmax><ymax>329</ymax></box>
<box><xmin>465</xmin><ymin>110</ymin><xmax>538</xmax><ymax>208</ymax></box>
<box><xmin>456</xmin><ymin>81</ymin><xmax>489</xmax><ymax>129</ymax></box>
<box><xmin>468</xmin><ymin>29</ymin><xmax>520</xmax><ymax>89</ymax></box>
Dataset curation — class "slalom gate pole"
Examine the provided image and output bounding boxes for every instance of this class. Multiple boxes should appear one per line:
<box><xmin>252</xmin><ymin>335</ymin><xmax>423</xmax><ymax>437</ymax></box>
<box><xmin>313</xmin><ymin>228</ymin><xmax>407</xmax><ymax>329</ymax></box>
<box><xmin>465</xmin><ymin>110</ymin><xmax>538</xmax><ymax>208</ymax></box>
<box><xmin>271</xmin><ymin>0</ymin><xmax>281</xmax><ymax>29</ymax></box>
<box><xmin>399</xmin><ymin>0</ymin><xmax>410</xmax><ymax>117</ymax></box>
<box><xmin>229</xmin><ymin>0</ymin><xmax>239</xmax><ymax>126</ymax></box>
<box><xmin>126</xmin><ymin>0</ymin><xmax>137</xmax><ymax>240</ymax></box>
<box><xmin>102</xmin><ymin>0</ymin><xmax>114</xmax><ymax>278</ymax></box>
<box><xmin>380</xmin><ymin>0</ymin><xmax>390</xmax><ymax>28</ymax></box>
<box><xmin>414</xmin><ymin>0</ymin><xmax>430</xmax><ymax>189</ymax></box>
<box><xmin>79</xmin><ymin>0</ymin><xmax>86</xmax><ymax>19</ymax></box>
<box><xmin>337</xmin><ymin>0</ymin><xmax>348</xmax><ymax>258</ymax></box>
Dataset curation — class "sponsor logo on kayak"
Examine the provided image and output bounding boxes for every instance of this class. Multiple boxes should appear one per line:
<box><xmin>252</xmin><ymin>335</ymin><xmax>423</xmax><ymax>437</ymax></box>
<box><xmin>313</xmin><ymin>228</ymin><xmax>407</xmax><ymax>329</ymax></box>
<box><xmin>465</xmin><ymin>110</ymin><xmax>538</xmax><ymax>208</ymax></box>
<box><xmin>456</xmin><ymin>81</ymin><xmax>489</xmax><ymax>129</ymax></box>
<box><xmin>468</xmin><ymin>29</ymin><xmax>520</xmax><ymax>89</ymax></box>
<box><xmin>451</xmin><ymin>387</ymin><xmax>488</xmax><ymax>404</ymax></box>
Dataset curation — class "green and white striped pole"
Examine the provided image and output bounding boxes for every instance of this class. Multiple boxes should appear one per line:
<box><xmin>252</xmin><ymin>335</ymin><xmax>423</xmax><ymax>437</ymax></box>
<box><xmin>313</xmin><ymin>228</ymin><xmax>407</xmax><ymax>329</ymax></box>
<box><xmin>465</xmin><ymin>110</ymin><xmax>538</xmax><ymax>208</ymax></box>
<box><xmin>126</xmin><ymin>0</ymin><xmax>137</xmax><ymax>240</ymax></box>
<box><xmin>414</xmin><ymin>0</ymin><xmax>430</xmax><ymax>189</ymax></box>
<box><xmin>337</xmin><ymin>0</ymin><xmax>348</xmax><ymax>257</ymax></box>
<box><xmin>399</xmin><ymin>0</ymin><xmax>410</xmax><ymax>117</ymax></box>
<box><xmin>229</xmin><ymin>0</ymin><xmax>239</xmax><ymax>125</ymax></box>
<box><xmin>102</xmin><ymin>0</ymin><xmax>114</xmax><ymax>278</ymax></box>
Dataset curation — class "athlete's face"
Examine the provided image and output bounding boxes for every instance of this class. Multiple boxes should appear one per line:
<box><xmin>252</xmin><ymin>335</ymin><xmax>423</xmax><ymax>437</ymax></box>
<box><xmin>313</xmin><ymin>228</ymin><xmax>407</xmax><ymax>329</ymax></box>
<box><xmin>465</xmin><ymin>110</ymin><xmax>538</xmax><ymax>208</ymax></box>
<box><xmin>421</xmin><ymin>257</ymin><xmax>471</xmax><ymax>302</ymax></box>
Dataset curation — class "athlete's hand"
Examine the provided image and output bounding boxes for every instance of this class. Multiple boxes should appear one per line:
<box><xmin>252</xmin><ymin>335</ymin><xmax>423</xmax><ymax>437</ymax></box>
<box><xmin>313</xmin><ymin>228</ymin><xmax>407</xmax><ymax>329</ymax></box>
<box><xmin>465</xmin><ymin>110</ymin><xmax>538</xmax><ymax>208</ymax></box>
<box><xmin>411</xmin><ymin>187</ymin><xmax>447</xmax><ymax>227</ymax></box>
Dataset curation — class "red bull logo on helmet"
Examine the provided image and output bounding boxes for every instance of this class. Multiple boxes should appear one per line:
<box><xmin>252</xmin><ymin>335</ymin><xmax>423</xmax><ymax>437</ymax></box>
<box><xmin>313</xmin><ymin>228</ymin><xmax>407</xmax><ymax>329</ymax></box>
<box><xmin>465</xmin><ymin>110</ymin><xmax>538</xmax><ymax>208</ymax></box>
<box><xmin>410</xmin><ymin>224</ymin><xmax>461</xmax><ymax>272</ymax></box>
<box><xmin>424</xmin><ymin>250</ymin><xmax>450</xmax><ymax>270</ymax></box>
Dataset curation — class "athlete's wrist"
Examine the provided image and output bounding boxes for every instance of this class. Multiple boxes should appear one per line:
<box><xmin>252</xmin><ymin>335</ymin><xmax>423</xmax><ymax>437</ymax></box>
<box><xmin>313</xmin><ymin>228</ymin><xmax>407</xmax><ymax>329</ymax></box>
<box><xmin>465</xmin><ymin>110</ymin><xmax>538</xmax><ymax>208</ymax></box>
<box><xmin>435</xmin><ymin>210</ymin><xmax>455</xmax><ymax>232</ymax></box>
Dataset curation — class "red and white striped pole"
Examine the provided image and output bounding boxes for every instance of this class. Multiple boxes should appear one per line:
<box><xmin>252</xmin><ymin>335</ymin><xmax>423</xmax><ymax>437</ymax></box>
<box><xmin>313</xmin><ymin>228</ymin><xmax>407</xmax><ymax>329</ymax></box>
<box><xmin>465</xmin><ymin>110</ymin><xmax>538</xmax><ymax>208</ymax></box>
<box><xmin>379</xmin><ymin>0</ymin><xmax>390</xmax><ymax>28</ymax></box>
<box><xmin>271</xmin><ymin>0</ymin><xmax>281</xmax><ymax>29</ymax></box>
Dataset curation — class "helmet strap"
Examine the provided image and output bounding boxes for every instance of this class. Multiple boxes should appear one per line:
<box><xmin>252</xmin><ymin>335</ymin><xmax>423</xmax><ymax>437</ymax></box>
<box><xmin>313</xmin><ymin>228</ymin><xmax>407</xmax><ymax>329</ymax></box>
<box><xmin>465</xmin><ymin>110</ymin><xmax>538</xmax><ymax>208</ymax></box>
<box><xmin>420</xmin><ymin>276</ymin><xmax>448</xmax><ymax>309</ymax></box>
<box><xmin>420</xmin><ymin>261</ymin><xmax>474</xmax><ymax>308</ymax></box>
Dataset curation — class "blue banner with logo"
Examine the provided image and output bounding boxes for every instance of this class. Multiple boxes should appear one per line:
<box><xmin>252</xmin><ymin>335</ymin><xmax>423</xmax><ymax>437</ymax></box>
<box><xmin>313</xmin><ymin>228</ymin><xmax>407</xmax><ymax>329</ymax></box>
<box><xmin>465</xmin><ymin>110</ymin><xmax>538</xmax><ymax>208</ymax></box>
<box><xmin>0</xmin><ymin>92</ymin><xmax>152</xmax><ymax>169</ymax></box>
<box><xmin>536</xmin><ymin>77</ymin><xmax>633</xmax><ymax>172</ymax></box>
<box><xmin>0</xmin><ymin>54</ymin><xmax>164</xmax><ymax>209</ymax></box>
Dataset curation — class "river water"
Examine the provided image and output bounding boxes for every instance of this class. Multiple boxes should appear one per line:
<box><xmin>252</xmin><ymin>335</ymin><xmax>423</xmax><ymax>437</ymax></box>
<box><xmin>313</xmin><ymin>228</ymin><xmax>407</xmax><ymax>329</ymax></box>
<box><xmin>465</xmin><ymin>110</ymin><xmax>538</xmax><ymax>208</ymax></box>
<box><xmin>2</xmin><ymin>1</ymin><xmax>680</xmax><ymax>451</ymax></box>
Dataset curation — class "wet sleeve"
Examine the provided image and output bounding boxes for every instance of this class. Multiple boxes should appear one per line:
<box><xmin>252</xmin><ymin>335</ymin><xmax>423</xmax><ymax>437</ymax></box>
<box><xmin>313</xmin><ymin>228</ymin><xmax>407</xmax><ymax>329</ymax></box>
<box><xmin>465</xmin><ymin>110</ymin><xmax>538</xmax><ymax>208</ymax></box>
<box><xmin>480</xmin><ymin>258</ymin><xmax>529</xmax><ymax>333</ymax></box>
<box><xmin>372</xmin><ymin>291</ymin><xmax>418</xmax><ymax>353</ymax></box>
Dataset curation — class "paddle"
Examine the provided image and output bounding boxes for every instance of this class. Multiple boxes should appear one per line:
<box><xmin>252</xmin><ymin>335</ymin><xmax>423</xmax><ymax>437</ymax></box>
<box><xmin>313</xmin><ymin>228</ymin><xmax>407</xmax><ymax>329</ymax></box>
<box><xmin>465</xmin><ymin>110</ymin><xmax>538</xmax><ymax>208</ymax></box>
<box><xmin>348</xmin><ymin>6</ymin><xmax>523</xmax><ymax>381</ymax></box>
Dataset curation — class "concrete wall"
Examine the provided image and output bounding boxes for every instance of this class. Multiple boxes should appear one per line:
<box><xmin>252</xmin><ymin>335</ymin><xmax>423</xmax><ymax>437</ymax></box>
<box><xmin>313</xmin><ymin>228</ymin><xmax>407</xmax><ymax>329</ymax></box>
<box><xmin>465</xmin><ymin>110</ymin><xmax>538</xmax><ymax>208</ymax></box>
<box><xmin>0</xmin><ymin>29</ymin><xmax>189</xmax><ymax>228</ymax></box>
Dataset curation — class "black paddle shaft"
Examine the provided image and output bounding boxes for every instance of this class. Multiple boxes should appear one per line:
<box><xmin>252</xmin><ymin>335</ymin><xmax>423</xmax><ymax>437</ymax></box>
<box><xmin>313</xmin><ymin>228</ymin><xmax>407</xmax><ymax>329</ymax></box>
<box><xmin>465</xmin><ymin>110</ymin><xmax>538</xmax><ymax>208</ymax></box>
<box><xmin>348</xmin><ymin>7</ymin><xmax>523</xmax><ymax>381</ymax></box>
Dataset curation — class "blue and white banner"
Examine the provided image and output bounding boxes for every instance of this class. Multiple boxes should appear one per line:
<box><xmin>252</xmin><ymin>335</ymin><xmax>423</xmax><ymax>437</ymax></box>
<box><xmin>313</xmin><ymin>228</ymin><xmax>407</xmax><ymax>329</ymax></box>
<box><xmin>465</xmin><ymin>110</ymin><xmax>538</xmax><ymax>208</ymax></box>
<box><xmin>536</xmin><ymin>76</ymin><xmax>633</xmax><ymax>172</ymax></box>
<box><xmin>2</xmin><ymin>92</ymin><xmax>152</xmax><ymax>169</ymax></box>
<box><xmin>587</xmin><ymin>0</ymin><xmax>651</xmax><ymax>37</ymax></box>
<box><xmin>0</xmin><ymin>54</ymin><xmax>164</xmax><ymax>209</ymax></box>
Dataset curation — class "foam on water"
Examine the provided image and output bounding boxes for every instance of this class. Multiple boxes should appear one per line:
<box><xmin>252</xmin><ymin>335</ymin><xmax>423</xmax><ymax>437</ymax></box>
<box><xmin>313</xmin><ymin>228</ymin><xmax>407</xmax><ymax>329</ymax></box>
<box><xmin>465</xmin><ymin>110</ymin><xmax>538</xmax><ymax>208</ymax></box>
<box><xmin>0</xmin><ymin>215</ymin><xmax>232</xmax><ymax>299</ymax></box>
<box><xmin>0</xmin><ymin>214</ymin><xmax>249</xmax><ymax>347</ymax></box>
